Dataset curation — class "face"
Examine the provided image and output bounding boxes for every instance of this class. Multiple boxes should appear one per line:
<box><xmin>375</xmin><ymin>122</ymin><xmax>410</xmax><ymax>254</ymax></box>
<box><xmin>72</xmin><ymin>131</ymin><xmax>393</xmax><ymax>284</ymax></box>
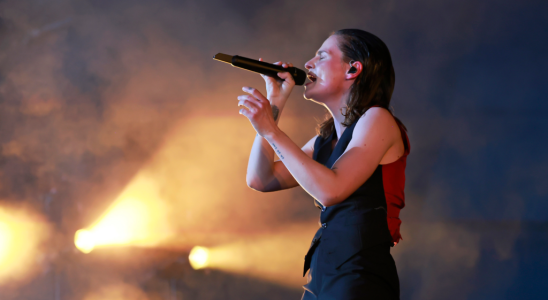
<box><xmin>304</xmin><ymin>35</ymin><xmax>351</xmax><ymax>103</ymax></box>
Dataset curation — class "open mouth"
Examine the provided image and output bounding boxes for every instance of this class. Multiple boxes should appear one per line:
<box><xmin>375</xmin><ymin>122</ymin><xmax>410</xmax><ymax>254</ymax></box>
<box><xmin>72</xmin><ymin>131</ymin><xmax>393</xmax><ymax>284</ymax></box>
<box><xmin>307</xmin><ymin>73</ymin><xmax>317</xmax><ymax>83</ymax></box>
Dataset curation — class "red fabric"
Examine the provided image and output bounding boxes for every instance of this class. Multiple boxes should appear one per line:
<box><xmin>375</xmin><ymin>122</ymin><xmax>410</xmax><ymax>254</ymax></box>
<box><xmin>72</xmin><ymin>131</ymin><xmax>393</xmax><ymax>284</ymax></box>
<box><xmin>381</xmin><ymin>119</ymin><xmax>410</xmax><ymax>244</ymax></box>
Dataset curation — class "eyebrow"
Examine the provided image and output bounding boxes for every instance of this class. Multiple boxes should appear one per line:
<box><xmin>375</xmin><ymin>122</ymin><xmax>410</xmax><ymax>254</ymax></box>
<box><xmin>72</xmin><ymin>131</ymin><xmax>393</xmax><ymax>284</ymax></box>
<box><xmin>316</xmin><ymin>50</ymin><xmax>328</xmax><ymax>56</ymax></box>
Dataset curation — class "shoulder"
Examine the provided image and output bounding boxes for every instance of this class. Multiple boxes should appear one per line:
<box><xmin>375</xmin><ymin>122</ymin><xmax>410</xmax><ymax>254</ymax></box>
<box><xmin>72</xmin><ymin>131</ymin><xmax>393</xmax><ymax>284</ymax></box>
<box><xmin>355</xmin><ymin>107</ymin><xmax>397</xmax><ymax>131</ymax></box>
<box><xmin>351</xmin><ymin>107</ymin><xmax>400</xmax><ymax>144</ymax></box>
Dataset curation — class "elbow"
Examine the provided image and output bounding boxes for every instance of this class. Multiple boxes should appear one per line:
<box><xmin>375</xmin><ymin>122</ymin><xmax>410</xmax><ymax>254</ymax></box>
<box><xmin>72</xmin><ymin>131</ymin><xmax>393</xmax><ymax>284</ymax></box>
<box><xmin>317</xmin><ymin>191</ymin><xmax>344</xmax><ymax>207</ymax></box>
<box><xmin>246</xmin><ymin>175</ymin><xmax>282</xmax><ymax>193</ymax></box>
<box><xmin>247</xmin><ymin>182</ymin><xmax>265</xmax><ymax>193</ymax></box>
<box><xmin>246</xmin><ymin>176</ymin><xmax>266</xmax><ymax>192</ymax></box>
<box><xmin>318</xmin><ymin>198</ymin><xmax>335</xmax><ymax>207</ymax></box>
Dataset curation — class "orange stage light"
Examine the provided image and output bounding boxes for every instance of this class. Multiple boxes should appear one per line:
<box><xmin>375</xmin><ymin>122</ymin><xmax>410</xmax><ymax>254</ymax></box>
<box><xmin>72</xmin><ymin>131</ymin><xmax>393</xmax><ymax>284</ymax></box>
<box><xmin>188</xmin><ymin>246</ymin><xmax>210</xmax><ymax>269</ymax></box>
<box><xmin>0</xmin><ymin>206</ymin><xmax>49</xmax><ymax>284</ymax></box>
<box><xmin>73</xmin><ymin>115</ymin><xmax>317</xmax><ymax>288</ymax></box>
<box><xmin>187</xmin><ymin>223</ymin><xmax>317</xmax><ymax>288</ymax></box>
<box><xmin>75</xmin><ymin>174</ymin><xmax>172</xmax><ymax>253</ymax></box>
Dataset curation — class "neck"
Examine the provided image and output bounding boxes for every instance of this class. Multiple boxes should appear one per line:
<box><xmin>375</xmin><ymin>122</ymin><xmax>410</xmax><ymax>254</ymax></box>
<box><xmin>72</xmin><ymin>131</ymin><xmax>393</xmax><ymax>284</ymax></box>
<box><xmin>323</xmin><ymin>90</ymin><xmax>350</xmax><ymax>140</ymax></box>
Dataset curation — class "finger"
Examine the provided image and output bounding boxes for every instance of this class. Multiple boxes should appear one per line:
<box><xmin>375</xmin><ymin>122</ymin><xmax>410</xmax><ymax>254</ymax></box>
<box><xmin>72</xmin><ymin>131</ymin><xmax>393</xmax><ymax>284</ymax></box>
<box><xmin>277</xmin><ymin>72</ymin><xmax>295</xmax><ymax>85</ymax></box>
<box><xmin>237</xmin><ymin>98</ymin><xmax>260</xmax><ymax>111</ymax></box>
<box><xmin>274</xmin><ymin>61</ymin><xmax>293</xmax><ymax>68</ymax></box>
<box><xmin>238</xmin><ymin>96</ymin><xmax>262</xmax><ymax>111</ymax></box>
<box><xmin>279</xmin><ymin>62</ymin><xmax>292</xmax><ymax>68</ymax></box>
<box><xmin>238</xmin><ymin>94</ymin><xmax>262</xmax><ymax>105</ymax></box>
<box><xmin>239</xmin><ymin>107</ymin><xmax>251</xmax><ymax>118</ymax></box>
<box><xmin>238</xmin><ymin>94</ymin><xmax>264</xmax><ymax>107</ymax></box>
<box><xmin>242</xmin><ymin>87</ymin><xmax>269</xmax><ymax>103</ymax></box>
<box><xmin>238</xmin><ymin>96</ymin><xmax>260</xmax><ymax>106</ymax></box>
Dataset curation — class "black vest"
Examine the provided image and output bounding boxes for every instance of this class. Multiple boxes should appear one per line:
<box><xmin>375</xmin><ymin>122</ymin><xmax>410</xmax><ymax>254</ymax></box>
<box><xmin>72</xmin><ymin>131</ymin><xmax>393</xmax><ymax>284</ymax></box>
<box><xmin>303</xmin><ymin>120</ymin><xmax>393</xmax><ymax>276</ymax></box>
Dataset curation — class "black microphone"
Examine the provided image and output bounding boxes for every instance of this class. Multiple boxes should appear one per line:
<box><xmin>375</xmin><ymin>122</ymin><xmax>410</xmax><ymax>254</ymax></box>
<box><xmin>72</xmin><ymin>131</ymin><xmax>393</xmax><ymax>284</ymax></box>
<box><xmin>213</xmin><ymin>53</ymin><xmax>307</xmax><ymax>86</ymax></box>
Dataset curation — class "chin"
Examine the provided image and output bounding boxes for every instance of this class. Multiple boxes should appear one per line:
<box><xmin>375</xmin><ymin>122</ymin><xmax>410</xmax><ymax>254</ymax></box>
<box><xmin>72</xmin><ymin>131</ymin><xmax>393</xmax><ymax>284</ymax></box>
<box><xmin>304</xmin><ymin>84</ymin><xmax>317</xmax><ymax>99</ymax></box>
<box><xmin>303</xmin><ymin>90</ymin><xmax>324</xmax><ymax>105</ymax></box>
<box><xmin>304</xmin><ymin>86</ymin><xmax>326</xmax><ymax>104</ymax></box>
<box><xmin>303</xmin><ymin>89</ymin><xmax>315</xmax><ymax>101</ymax></box>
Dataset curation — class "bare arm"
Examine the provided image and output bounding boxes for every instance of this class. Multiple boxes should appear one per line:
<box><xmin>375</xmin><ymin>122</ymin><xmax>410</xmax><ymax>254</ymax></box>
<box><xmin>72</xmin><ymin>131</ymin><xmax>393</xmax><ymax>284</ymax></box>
<box><xmin>246</xmin><ymin>110</ymin><xmax>317</xmax><ymax>192</ymax></box>
<box><xmin>261</xmin><ymin>107</ymin><xmax>402</xmax><ymax>206</ymax></box>
<box><xmin>243</xmin><ymin>59</ymin><xmax>314</xmax><ymax>192</ymax></box>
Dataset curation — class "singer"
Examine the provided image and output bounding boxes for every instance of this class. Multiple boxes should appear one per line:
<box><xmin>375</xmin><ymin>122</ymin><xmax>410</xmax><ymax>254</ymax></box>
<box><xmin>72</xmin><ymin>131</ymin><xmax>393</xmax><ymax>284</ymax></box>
<box><xmin>238</xmin><ymin>29</ymin><xmax>408</xmax><ymax>300</ymax></box>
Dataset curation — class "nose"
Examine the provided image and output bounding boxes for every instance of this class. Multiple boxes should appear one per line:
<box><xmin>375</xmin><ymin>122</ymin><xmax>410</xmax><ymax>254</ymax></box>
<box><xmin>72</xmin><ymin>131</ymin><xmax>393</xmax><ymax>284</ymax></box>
<box><xmin>305</xmin><ymin>57</ymin><xmax>315</xmax><ymax>70</ymax></box>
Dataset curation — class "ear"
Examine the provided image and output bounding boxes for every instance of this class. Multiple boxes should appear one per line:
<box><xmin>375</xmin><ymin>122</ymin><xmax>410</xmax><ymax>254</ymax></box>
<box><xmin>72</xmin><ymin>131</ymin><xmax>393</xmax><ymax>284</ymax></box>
<box><xmin>345</xmin><ymin>60</ymin><xmax>363</xmax><ymax>80</ymax></box>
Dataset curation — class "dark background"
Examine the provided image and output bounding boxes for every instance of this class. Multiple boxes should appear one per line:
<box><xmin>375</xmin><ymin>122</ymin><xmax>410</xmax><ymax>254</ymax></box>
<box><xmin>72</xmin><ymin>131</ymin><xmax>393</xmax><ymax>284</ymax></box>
<box><xmin>0</xmin><ymin>0</ymin><xmax>546</xmax><ymax>299</ymax></box>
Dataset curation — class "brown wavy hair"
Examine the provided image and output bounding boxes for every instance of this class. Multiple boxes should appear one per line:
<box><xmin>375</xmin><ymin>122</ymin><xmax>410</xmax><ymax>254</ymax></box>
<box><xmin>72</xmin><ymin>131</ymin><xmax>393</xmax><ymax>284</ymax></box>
<box><xmin>317</xmin><ymin>29</ymin><xmax>405</xmax><ymax>138</ymax></box>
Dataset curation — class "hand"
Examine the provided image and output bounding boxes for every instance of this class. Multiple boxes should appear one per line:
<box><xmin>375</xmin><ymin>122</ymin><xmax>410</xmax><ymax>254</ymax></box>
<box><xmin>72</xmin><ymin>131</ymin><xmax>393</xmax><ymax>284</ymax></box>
<box><xmin>238</xmin><ymin>86</ymin><xmax>279</xmax><ymax>138</ymax></box>
<box><xmin>258</xmin><ymin>58</ymin><xmax>295</xmax><ymax>107</ymax></box>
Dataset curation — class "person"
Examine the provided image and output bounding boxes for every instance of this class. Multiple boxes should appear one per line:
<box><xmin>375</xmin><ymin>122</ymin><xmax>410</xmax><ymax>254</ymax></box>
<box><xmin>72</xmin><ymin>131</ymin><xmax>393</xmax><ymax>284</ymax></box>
<box><xmin>237</xmin><ymin>29</ymin><xmax>409</xmax><ymax>300</ymax></box>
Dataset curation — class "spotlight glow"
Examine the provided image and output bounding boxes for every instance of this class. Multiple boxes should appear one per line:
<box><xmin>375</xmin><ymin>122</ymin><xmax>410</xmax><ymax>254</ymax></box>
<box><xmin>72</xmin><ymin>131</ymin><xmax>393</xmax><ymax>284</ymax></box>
<box><xmin>0</xmin><ymin>206</ymin><xmax>49</xmax><ymax>284</ymax></box>
<box><xmin>74</xmin><ymin>229</ymin><xmax>96</xmax><ymax>254</ymax></box>
<box><xmin>71</xmin><ymin>116</ymin><xmax>316</xmax><ymax>288</ymax></box>
<box><xmin>0</xmin><ymin>221</ymin><xmax>12</xmax><ymax>263</ymax></box>
<box><xmin>185</xmin><ymin>223</ymin><xmax>318</xmax><ymax>287</ymax></box>
<box><xmin>189</xmin><ymin>246</ymin><xmax>209</xmax><ymax>269</ymax></box>
<box><xmin>74</xmin><ymin>174</ymin><xmax>172</xmax><ymax>253</ymax></box>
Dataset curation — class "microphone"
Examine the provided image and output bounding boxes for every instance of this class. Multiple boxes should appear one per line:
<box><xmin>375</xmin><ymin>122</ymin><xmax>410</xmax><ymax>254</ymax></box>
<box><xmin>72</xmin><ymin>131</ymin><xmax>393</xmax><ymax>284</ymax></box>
<box><xmin>213</xmin><ymin>53</ymin><xmax>307</xmax><ymax>85</ymax></box>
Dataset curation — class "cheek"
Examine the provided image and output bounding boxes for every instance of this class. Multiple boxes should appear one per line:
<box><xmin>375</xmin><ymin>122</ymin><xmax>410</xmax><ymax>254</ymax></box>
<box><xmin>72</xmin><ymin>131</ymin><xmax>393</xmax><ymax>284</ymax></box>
<box><xmin>319</xmin><ymin>64</ymin><xmax>344</xmax><ymax>86</ymax></box>
<box><xmin>319</xmin><ymin>73</ymin><xmax>341</xmax><ymax>89</ymax></box>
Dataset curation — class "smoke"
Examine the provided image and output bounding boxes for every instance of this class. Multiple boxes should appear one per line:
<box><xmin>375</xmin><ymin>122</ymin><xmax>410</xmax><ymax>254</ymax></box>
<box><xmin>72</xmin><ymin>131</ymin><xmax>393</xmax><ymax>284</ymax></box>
<box><xmin>392</xmin><ymin>221</ymin><xmax>481</xmax><ymax>300</ymax></box>
<box><xmin>0</xmin><ymin>0</ymin><xmax>546</xmax><ymax>299</ymax></box>
<box><xmin>0</xmin><ymin>0</ymin><xmax>330</xmax><ymax>297</ymax></box>
<box><xmin>82</xmin><ymin>283</ymin><xmax>149</xmax><ymax>300</ymax></box>
<box><xmin>191</xmin><ymin>222</ymin><xmax>319</xmax><ymax>287</ymax></box>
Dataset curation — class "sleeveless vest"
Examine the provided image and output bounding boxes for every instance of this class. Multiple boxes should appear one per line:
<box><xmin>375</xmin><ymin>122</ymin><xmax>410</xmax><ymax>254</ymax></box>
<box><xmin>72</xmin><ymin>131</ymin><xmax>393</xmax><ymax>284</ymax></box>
<box><xmin>303</xmin><ymin>115</ymin><xmax>410</xmax><ymax>276</ymax></box>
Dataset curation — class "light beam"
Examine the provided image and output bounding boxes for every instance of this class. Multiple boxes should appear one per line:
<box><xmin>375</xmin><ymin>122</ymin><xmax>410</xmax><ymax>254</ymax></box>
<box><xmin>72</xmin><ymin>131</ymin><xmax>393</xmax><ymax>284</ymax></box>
<box><xmin>187</xmin><ymin>223</ymin><xmax>318</xmax><ymax>287</ymax></box>
<box><xmin>74</xmin><ymin>174</ymin><xmax>172</xmax><ymax>253</ymax></box>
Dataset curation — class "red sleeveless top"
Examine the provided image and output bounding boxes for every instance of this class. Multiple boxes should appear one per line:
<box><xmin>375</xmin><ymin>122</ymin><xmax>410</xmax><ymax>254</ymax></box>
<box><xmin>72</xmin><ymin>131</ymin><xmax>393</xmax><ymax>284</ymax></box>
<box><xmin>382</xmin><ymin>118</ymin><xmax>410</xmax><ymax>244</ymax></box>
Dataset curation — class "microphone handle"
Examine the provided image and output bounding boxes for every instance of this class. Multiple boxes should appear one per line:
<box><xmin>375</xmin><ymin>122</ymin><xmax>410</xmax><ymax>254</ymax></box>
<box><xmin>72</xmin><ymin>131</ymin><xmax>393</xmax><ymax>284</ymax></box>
<box><xmin>231</xmin><ymin>56</ymin><xmax>307</xmax><ymax>86</ymax></box>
